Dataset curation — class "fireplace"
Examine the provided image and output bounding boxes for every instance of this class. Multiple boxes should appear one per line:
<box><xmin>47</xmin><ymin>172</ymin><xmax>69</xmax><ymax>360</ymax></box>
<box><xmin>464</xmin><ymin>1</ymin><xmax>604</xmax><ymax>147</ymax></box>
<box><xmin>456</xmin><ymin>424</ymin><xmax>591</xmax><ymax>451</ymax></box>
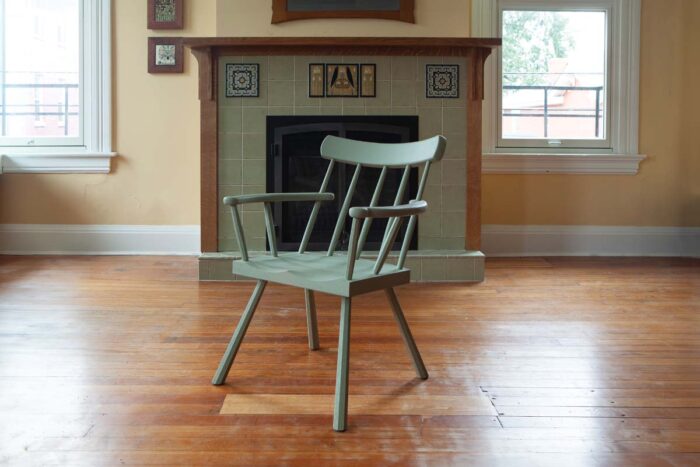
<box><xmin>267</xmin><ymin>115</ymin><xmax>419</xmax><ymax>251</ymax></box>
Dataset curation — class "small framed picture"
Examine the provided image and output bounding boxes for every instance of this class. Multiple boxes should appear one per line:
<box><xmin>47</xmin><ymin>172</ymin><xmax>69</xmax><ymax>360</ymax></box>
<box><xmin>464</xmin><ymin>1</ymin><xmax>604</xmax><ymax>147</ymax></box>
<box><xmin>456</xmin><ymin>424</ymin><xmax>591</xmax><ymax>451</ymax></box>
<box><xmin>148</xmin><ymin>0</ymin><xmax>184</xmax><ymax>30</ymax></box>
<box><xmin>309</xmin><ymin>64</ymin><xmax>325</xmax><ymax>97</ymax></box>
<box><xmin>360</xmin><ymin>64</ymin><xmax>377</xmax><ymax>97</ymax></box>
<box><xmin>148</xmin><ymin>37</ymin><xmax>184</xmax><ymax>74</ymax></box>
<box><xmin>325</xmin><ymin>64</ymin><xmax>359</xmax><ymax>98</ymax></box>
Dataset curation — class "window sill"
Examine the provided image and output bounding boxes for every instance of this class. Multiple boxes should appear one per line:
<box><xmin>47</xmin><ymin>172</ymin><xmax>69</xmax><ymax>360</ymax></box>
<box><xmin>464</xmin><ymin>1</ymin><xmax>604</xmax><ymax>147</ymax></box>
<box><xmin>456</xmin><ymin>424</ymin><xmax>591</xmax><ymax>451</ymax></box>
<box><xmin>0</xmin><ymin>151</ymin><xmax>116</xmax><ymax>174</ymax></box>
<box><xmin>483</xmin><ymin>153</ymin><xmax>647</xmax><ymax>175</ymax></box>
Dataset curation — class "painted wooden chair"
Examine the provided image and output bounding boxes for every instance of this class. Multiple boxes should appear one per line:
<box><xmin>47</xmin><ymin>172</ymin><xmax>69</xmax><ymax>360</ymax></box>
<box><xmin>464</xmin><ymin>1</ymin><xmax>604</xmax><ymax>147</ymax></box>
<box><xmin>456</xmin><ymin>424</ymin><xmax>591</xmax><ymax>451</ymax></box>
<box><xmin>212</xmin><ymin>134</ymin><xmax>447</xmax><ymax>431</ymax></box>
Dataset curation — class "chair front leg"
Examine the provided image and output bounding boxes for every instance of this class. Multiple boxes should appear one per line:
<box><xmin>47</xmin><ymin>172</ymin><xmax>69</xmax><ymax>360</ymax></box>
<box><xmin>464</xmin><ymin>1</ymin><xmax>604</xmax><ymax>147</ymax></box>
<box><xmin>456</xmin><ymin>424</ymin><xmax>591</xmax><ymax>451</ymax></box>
<box><xmin>385</xmin><ymin>288</ymin><xmax>428</xmax><ymax>380</ymax></box>
<box><xmin>212</xmin><ymin>280</ymin><xmax>267</xmax><ymax>385</ymax></box>
<box><xmin>333</xmin><ymin>296</ymin><xmax>352</xmax><ymax>432</ymax></box>
<box><xmin>304</xmin><ymin>289</ymin><xmax>320</xmax><ymax>350</ymax></box>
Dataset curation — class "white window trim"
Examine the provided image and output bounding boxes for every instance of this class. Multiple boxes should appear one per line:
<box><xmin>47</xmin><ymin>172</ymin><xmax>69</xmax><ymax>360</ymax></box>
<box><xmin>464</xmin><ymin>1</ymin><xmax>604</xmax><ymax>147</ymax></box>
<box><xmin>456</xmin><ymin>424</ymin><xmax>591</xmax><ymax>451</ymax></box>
<box><xmin>0</xmin><ymin>0</ymin><xmax>114</xmax><ymax>174</ymax></box>
<box><xmin>472</xmin><ymin>0</ymin><xmax>646</xmax><ymax>174</ymax></box>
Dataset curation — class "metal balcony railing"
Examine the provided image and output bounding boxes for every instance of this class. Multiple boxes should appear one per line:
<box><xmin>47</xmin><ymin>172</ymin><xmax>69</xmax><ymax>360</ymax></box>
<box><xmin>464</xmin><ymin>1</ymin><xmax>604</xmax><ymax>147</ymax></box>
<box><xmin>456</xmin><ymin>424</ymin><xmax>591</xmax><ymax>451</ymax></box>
<box><xmin>0</xmin><ymin>83</ymin><xmax>79</xmax><ymax>136</ymax></box>
<box><xmin>503</xmin><ymin>85</ymin><xmax>604</xmax><ymax>138</ymax></box>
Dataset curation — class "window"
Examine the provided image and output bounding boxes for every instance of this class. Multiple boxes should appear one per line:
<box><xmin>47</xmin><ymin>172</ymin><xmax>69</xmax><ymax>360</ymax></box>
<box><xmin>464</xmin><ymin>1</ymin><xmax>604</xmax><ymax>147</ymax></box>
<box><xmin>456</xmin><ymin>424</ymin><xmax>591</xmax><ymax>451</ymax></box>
<box><xmin>473</xmin><ymin>0</ymin><xmax>645</xmax><ymax>174</ymax></box>
<box><xmin>0</xmin><ymin>0</ymin><xmax>112</xmax><ymax>173</ymax></box>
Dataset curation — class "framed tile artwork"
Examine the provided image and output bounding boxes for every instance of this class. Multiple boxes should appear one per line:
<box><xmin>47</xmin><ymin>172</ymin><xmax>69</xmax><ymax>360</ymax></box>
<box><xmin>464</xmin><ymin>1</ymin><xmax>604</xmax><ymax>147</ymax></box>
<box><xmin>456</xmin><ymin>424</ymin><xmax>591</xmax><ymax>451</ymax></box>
<box><xmin>309</xmin><ymin>64</ymin><xmax>325</xmax><ymax>97</ymax></box>
<box><xmin>325</xmin><ymin>64</ymin><xmax>359</xmax><ymax>98</ymax></box>
<box><xmin>148</xmin><ymin>0</ymin><xmax>184</xmax><ymax>30</ymax></box>
<box><xmin>360</xmin><ymin>64</ymin><xmax>376</xmax><ymax>97</ymax></box>
<box><xmin>225</xmin><ymin>64</ymin><xmax>260</xmax><ymax>98</ymax></box>
<box><xmin>426</xmin><ymin>64</ymin><xmax>459</xmax><ymax>99</ymax></box>
<box><xmin>147</xmin><ymin>37</ymin><xmax>184</xmax><ymax>74</ymax></box>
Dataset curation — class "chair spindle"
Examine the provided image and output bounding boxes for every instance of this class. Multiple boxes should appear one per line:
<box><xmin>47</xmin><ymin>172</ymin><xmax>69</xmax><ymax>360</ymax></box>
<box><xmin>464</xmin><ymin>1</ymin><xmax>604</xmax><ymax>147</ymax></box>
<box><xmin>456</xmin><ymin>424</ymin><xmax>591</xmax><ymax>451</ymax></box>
<box><xmin>398</xmin><ymin>161</ymin><xmax>432</xmax><ymax>269</ymax></box>
<box><xmin>299</xmin><ymin>160</ymin><xmax>335</xmax><ymax>254</ymax></box>
<box><xmin>230</xmin><ymin>206</ymin><xmax>249</xmax><ymax>262</ymax></box>
<box><xmin>355</xmin><ymin>166</ymin><xmax>388</xmax><ymax>259</ymax></box>
<box><xmin>328</xmin><ymin>163</ymin><xmax>362</xmax><ymax>256</ymax></box>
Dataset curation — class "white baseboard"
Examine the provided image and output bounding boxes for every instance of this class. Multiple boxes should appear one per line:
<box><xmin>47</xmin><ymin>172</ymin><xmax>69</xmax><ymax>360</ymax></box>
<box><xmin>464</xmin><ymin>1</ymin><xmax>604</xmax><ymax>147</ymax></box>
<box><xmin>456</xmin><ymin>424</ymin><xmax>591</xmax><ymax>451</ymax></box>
<box><xmin>0</xmin><ymin>224</ymin><xmax>200</xmax><ymax>255</ymax></box>
<box><xmin>483</xmin><ymin>225</ymin><xmax>700</xmax><ymax>257</ymax></box>
<box><xmin>1</xmin><ymin>224</ymin><xmax>698</xmax><ymax>258</ymax></box>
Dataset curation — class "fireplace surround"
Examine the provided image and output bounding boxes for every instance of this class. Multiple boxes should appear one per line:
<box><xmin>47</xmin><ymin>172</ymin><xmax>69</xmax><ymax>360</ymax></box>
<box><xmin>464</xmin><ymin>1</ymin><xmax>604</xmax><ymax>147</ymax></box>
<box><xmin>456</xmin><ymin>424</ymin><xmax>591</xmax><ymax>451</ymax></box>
<box><xmin>183</xmin><ymin>37</ymin><xmax>500</xmax><ymax>281</ymax></box>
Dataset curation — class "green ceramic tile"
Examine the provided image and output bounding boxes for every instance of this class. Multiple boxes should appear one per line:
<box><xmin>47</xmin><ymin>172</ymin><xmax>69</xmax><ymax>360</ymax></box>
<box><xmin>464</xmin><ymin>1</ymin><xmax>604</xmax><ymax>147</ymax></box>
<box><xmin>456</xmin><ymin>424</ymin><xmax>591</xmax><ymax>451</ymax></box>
<box><xmin>341</xmin><ymin>106</ymin><xmax>366</xmax><ymax>116</ymax></box>
<box><xmin>295</xmin><ymin>106</ymin><xmax>322</xmax><ymax>115</ymax></box>
<box><xmin>294</xmin><ymin>81</ymin><xmax>322</xmax><ymax>107</ymax></box>
<box><xmin>441</xmin><ymin>159</ymin><xmax>466</xmax><ymax>186</ymax></box>
<box><xmin>420</xmin><ymin>209</ymin><xmax>442</xmax><ymax>237</ymax></box>
<box><xmin>442</xmin><ymin>107</ymin><xmax>467</xmax><ymax>134</ymax></box>
<box><xmin>242</xmin><ymin>159</ymin><xmax>266</xmax><ymax>185</ymax></box>
<box><xmin>390</xmin><ymin>106</ymin><xmax>418</xmax><ymax>116</ymax></box>
<box><xmin>240</xmin><ymin>184</ymin><xmax>265</xmax><ymax>212</ymax></box>
<box><xmin>242</xmin><ymin>133</ymin><xmax>266</xmax><ymax>159</ymax></box>
<box><xmin>444</xmin><ymin>257</ymin><xmax>475</xmax><ymax>281</ymax></box>
<box><xmin>341</xmin><ymin>96</ymin><xmax>365</xmax><ymax>108</ymax></box>
<box><xmin>210</xmin><ymin>260</ymin><xmax>237</xmax><ymax>281</ymax></box>
<box><xmin>442</xmin><ymin>211</ymin><xmax>465</xmax><ymax>238</ymax></box>
<box><xmin>268</xmin><ymin>106</ymin><xmax>294</xmax><ymax>116</ymax></box>
<box><xmin>441</xmin><ymin>237</ymin><xmax>465</xmax><ymax>250</ymax></box>
<box><xmin>320</xmin><ymin>106</ymin><xmax>343</xmax><ymax>115</ymax></box>
<box><xmin>442</xmin><ymin>63</ymin><xmax>467</xmax><ymax>108</ymax></box>
<box><xmin>219</xmin><ymin>106</ymin><xmax>242</xmax><ymax>133</ymax></box>
<box><xmin>391</xmin><ymin>56</ymin><xmax>416</xmax><ymax>81</ymax></box>
<box><xmin>391</xmin><ymin>80</ymin><xmax>417</xmax><ymax>107</ymax></box>
<box><xmin>421</xmin><ymin>258</ymin><xmax>446</xmax><ymax>281</ymax></box>
<box><xmin>268</xmin><ymin>80</ymin><xmax>295</xmax><ymax>106</ymax></box>
<box><xmin>218</xmin><ymin>133</ymin><xmax>242</xmax><ymax>160</ymax></box>
<box><xmin>418</xmin><ymin>107</ymin><xmax>442</xmax><ymax>139</ymax></box>
<box><xmin>442</xmin><ymin>185</ymin><xmax>466</xmax><ymax>211</ymax></box>
<box><xmin>365</xmin><ymin>81</ymin><xmax>391</xmax><ymax>107</ymax></box>
<box><xmin>443</xmin><ymin>133</ymin><xmax>466</xmax><ymax>159</ymax></box>
<box><xmin>198</xmin><ymin>259</ymin><xmax>210</xmax><ymax>280</ymax></box>
<box><xmin>241</xmin><ymin>211</ymin><xmax>265</xmax><ymax>237</ymax></box>
<box><xmin>247</xmin><ymin>237</ymin><xmax>266</xmax><ymax>251</ymax></box>
<box><xmin>218</xmin><ymin>159</ymin><xmax>241</xmax><ymax>185</ymax></box>
<box><xmin>418</xmin><ymin>236</ymin><xmax>442</xmax><ymax>250</ymax></box>
<box><xmin>426</xmin><ymin>160</ymin><xmax>442</xmax><ymax>186</ymax></box>
<box><xmin>422</xmin><ymin>184</ymin><xmax>442</xmax><ymax>208</ymax></box>
<box><xmin>365</xmin><ymin>107</ymin><xmax>392</xmax><ymax>116</ymax></box>
<box><xmin>242</xmin><ymin>107</ymin><xmax>267</xmax><ymax>133</ymax></box>
<box><xmin>268</xmin><ymin>56</ymin><xmax>294</xmax><ymax>80</ymax></box>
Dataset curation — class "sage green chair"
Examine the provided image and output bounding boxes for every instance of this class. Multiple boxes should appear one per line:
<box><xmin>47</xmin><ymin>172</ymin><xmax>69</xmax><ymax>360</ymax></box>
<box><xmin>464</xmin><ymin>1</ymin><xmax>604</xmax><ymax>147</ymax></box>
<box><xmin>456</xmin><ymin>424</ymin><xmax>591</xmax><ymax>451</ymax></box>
<box><xmin>213</xmin><ymin>135</ymin><xmax>447</xmax><ymax>431</ymax></box>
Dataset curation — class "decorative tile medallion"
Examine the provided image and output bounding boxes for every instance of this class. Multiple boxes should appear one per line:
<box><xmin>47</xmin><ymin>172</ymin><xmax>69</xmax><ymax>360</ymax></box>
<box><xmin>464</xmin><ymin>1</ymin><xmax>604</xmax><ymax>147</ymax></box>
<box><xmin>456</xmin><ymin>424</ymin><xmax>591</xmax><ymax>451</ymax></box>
<box><xmin>308</xmin><ymin>64</ymin><xmax>325</xmax><ymax>97</ymax></box>
<box><xmin>148</xmin><ymin>0</ymin><xmax>183</xmax><ymax>30</ymax></box>
<box><xmin>325</xmin><ymin>64</ymin><xmax>359</xmax><ymax>97</ymax></box>
<box><xmin>147</xmin><ymin>37</ymin><xmax>183</xmax><ymax>73</ymax></box>
<box><xmin>360</xmin><ymin>64</ymin><xmax>376</xmax><ymax>97</ymax></box>
<box><xmin>155</xmin><ymin>45</ymin><xmax>176</xmax><ymax>66</ymax></box>
<box><xmin>155</xmin><ymin>0</ymin><xmax>177</xmax><ymax>22</ymax></box>
<box><xmin>226</xmin><ymin>64</ymin><xmax>260</xmax><ymax>98</ymax></box>
<box><xmin>426</xmin><ymin>64</ymin><xmax>459</xmax><ymax>98</ymax></box>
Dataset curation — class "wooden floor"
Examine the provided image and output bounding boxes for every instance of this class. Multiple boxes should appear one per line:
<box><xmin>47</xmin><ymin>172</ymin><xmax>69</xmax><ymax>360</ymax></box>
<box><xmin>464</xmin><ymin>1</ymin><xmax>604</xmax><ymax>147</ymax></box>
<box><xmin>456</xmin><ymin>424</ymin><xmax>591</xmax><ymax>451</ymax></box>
<box><xmin>1</xmin><ymin>256</ymin><xmax>700</xmax><ymax>466</ymax></box>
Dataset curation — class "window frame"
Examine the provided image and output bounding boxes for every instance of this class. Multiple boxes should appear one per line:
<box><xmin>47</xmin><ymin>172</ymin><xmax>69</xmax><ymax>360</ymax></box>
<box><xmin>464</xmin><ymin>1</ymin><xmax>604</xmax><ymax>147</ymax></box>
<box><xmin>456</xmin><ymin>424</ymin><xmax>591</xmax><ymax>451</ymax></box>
<box><xmin>472</xmin><ymin>0</ymin><xmax>645</xmax><ymax>174</ymax></box>
<box><xmin>0</xmin><ymin>0</ymin><xmax>113</xmax><ymax>174</ymax></box>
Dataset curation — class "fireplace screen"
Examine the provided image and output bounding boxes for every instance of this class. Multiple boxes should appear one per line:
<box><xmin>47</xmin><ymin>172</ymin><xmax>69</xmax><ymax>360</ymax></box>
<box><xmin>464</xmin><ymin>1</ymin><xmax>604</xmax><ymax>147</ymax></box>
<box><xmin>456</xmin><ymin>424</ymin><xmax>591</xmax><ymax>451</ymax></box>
<box><xmin>267</xmin><ymin>116</ymin><xmax>419</xmax><ymax>252</ymax></box>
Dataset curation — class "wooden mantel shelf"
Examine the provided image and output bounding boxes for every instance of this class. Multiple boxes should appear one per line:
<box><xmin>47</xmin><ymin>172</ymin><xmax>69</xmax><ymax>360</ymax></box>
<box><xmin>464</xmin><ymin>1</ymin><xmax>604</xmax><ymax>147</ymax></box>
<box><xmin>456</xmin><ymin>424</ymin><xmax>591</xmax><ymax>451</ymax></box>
<box><xmin>185</xmin><ymin>37</ymin><xmax>501</xmax><ymax>254</ymax></box>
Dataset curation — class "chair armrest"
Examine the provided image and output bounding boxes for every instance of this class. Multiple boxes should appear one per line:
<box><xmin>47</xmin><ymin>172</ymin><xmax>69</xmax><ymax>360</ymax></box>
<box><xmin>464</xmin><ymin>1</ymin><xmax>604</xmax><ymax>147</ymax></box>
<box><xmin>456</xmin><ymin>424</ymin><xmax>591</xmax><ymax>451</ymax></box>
<box><xmin>223</xmin><ymin>192</ymin><xmax>335</xmax><ymax>207</ymax></box>
<box><xmin>349</xmin><ymin>200</ymin><xmax>428</xmax><ymax>219</ymax></box>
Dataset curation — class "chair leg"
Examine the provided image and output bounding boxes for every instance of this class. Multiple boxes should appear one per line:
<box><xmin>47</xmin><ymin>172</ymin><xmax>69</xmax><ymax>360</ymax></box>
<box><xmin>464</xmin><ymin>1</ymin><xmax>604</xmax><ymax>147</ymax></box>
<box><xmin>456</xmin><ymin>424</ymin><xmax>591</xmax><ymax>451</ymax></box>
<box><xmin>212</xmin><ymin>280</ymin><xmax>267</xmax><ymax>385</ymax></box>
<box><xmin>385</xmin><ymin>288</ymin><xmax>429</xmax><ymax>380</ymax></box>
<box><xmin>333</xmin><ymin>296</ymin><xmax>352</xmax><ymax>432</ymax></box>
<box><xmin>304</xmin><ymin>289</ymin><xmax>320</xmax><ymax>350</ymax></box>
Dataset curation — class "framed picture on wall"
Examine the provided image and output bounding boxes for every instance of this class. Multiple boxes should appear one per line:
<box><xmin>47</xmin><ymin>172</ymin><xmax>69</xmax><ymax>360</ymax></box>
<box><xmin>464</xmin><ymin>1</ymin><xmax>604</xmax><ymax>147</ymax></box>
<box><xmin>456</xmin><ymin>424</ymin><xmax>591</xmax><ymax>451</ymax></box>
<box><xmin>148</xmin><ymin>37</ymin><xmax>184</xmax><ymax>74</ymax></box>
<box><xmin>271</xmin><ymin>0</ymin><xmax>415</xmax><ymax>24</ymax></box>
<box><xmin>148</xmin><ymin>0</ymin><xmax>184</xmax><ymax>30</ymax></box>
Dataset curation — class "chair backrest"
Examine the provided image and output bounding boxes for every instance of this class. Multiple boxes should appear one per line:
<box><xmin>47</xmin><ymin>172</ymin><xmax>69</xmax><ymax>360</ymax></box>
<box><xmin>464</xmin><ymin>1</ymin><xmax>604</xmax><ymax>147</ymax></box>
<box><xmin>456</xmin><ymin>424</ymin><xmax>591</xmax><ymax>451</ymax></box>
<box><xmin>299</xmin><ymin>135</ymin><xmax>447</xmax><ymax>270</ymax></box>
<box><xmin>320</xmin><ymin>135</ymin><xmax>446</xmax><ymax>168</ymax></box>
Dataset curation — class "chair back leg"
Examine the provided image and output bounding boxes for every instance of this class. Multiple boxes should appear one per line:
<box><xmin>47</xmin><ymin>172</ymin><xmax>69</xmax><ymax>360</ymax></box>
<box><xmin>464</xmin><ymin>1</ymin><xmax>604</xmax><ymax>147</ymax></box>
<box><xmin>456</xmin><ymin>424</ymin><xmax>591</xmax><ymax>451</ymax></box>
<box><xmin>333</xmin><ymin>297</ymin><xmax>352</xmax><ymax>432</ymax></box>
<box><xmin>212</xmin><ymin>280</ymin><xmax>267</xmax><ymax>385</ymax></box>
<box><xmin>385</xmin><ymin>288</ymin><xmax>429</xmax><ymax>380</ymax></box>
<box><xmin>304</xmin><ymin>289</ymin><xmax>320</xmax><ymax>350</ymax></box>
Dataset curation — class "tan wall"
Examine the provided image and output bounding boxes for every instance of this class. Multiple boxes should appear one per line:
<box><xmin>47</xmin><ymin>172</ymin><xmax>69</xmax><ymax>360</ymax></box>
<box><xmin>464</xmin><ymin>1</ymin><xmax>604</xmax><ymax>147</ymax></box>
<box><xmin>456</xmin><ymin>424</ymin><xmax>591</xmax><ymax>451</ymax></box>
<box><xmin>1</xmin><ymin>0</ymin><xmax>697</xmax><ymax>228</ymax></box>
<box><xmin>0</xmin><ymin>0</ymin><xmax>216</xmax><ymax>225</ymax></box>
<box><xmin>482</xmin><ymin>0</ymin><xmax>699</xmax><ymax>227</ymax></box>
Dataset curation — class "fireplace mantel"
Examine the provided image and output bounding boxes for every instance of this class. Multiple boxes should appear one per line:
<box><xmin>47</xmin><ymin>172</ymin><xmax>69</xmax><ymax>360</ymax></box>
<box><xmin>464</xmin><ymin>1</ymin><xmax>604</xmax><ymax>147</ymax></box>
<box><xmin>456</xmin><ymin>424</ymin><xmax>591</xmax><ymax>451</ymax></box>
<box><xmin>184</xmin><ymin>37</ymin><xmax>500</xmax><ymax>255</ymax></box>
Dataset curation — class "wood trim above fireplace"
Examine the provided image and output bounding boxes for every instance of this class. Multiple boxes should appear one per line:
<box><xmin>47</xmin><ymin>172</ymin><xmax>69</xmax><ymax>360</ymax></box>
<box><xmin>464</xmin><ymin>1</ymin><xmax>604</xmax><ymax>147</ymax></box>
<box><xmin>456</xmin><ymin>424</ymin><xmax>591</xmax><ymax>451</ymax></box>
<box><xmin>184</xmin><ymin>37</ymin><xmax>501</xmax><ymax>254</ymax></box>
<box><xmin>271</xmin><ymin>0</ymin><xmax>416</xmax><ymax>24</ymax></box>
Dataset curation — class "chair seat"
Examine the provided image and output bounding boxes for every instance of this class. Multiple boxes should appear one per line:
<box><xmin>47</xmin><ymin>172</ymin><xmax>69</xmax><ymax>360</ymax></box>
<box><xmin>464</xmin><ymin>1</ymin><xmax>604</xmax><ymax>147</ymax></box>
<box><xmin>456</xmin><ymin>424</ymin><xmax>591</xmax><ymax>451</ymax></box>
<box><xmin>233</xmin><ymin>252</ymin><xmax>411</xmax><ymax>297</ymax></box>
